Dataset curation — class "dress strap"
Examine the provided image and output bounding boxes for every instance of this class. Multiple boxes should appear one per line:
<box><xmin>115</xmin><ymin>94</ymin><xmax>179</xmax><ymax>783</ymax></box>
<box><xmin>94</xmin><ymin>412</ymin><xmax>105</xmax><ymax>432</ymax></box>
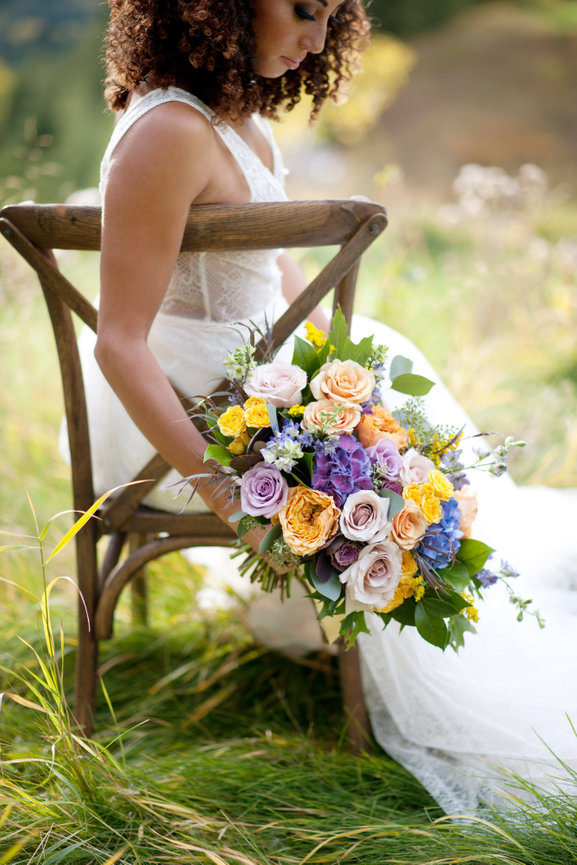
<box><xmin>100</xmin><ymin>87</ymin><xmax>286</xmax><ymax>203</ymax></box>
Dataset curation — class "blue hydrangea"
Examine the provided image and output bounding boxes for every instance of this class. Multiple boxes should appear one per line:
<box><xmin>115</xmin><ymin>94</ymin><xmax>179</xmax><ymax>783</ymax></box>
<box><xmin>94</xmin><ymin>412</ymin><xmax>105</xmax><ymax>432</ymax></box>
<box><xmin>416</xmin><ymin>498</ymin><xmax>463</xmax><ymax>572</ymax></box>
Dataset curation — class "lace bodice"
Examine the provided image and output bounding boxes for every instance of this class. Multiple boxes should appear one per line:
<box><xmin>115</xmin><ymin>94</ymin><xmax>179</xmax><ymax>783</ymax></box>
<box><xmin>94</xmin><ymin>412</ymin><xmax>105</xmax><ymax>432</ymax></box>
<box><xmin>100</xmin><ymin>87</ymin><xmax>288</xmax><ymax>322</ymax></box>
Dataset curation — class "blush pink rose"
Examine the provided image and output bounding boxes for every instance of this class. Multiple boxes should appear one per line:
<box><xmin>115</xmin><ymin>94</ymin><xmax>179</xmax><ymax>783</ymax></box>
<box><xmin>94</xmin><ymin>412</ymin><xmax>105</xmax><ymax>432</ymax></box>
<box><xmin>399</xmin><ymin>448</ymin><xmax>436</xmax><ymax>486</ymax></box>
<box><xmin>245</xmin><ymin>362</ymin><xmax>307</xmax><ymax>407</ymax></box>
<box><xmin>339</xmin><ymin>539</ymin><xmax>403</xmax><ymax>610</ymax></box>
<box><xmin>310</xmin><ymin>359</ymin><xmax>375</xmax><ymax>407</ymax></box>
<box><xmin>301</xmin><ymin>399</ymin><xmax>361</xmax><ymax>436</ymax></box>
<box><xmin>340</xmin><ymin>490</ymin><xmax>391</xmax><ymax>543</ymax></box>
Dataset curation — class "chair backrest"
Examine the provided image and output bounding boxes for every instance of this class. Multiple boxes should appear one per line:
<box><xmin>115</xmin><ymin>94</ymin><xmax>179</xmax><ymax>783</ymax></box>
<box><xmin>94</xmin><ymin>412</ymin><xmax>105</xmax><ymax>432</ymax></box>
<box><xmin>0</xmin><ymin>200</ymin><xmax>387</xmax><ymax>529</ymax></box>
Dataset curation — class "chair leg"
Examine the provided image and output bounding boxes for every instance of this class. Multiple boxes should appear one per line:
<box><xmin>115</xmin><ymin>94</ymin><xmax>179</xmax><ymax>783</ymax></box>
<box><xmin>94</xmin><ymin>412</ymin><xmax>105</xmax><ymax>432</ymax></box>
<box><xmin>73</xmin><ymin>602</ymin><xmax>99</xmax><ymax>737</ymax></box>
<box><xmin>338</xmin><ymin>640</ymin><xmax>372</xmax><ymax>754</ymax></box>
<box><xmin>129</xmin><ymin>533</ymin><xmax>149</xmax><ymax>626</ymax></box>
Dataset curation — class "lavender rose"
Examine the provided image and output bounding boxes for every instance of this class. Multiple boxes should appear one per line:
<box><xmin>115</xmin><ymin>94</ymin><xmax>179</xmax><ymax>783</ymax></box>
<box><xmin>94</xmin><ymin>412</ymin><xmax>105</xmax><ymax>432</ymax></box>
<box><xmin>366</xmin><ymin>437</ymin><xmax>403</xmax><ymax>481</ymax></box>
<box><xmin>245</xmin><ymin>362</ymin><xmax>307</xmax><ymax>408</ymax></box>
<box><xmin>240</xmin><ymin>463</ymin><xmax>289</xmax><ymax>518</ymax></box>
<box><xmin>312</xmin><ymin>434</ymin><xmax>372</xmax><ymax>508</ymax></box>
<box><xmin>339</xmin><ymin>539</ymin><xmax>403</xmax><ymax>609</ymax></box>
<box><xmin>328</xmin><ymin>536</ymin><xmax>363</xmax><ymax>571</ymax></box>
<box><xmin>340</xmin><ymin>490</ymin><xmax>391</xmax><ymax>543</ymax></box>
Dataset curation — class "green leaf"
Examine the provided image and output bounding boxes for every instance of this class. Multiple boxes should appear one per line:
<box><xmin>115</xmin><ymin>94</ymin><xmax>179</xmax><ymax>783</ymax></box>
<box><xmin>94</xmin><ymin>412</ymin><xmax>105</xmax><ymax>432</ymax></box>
<box><xmin>340</xmin><ymin>610</ymin><xmax>370</xmax><ymax>649</ymax></box>
<box><xmin>203</xmin><ymin>443</ymin><xmax>232</xmax><ymax>466</ymax></box>
<box><xmin>390</xmin><ymin>597</ymin><xmax>416</xmax><ymax>627</ymax></box>
<box><xmin>377</xmin><ymin>488</ymin><xmax>405</xmax><ymax>518</ymax></box>
<box><xmin>391</xmin><ymin>373</ymin><xmax>435</xmax><ymax>396</ymax></box>
<box><xmin>439</xmin><ymin>561</ymin><xmax>471</xmax><ymax>591</ymax></box>
<box><xmin>308</xmin><ymin>561</ymin><xmax>342</xmax><ymax>602</ymax></box>
<box><xmin>447</xmin><ymin>613</ymin><xmax>477</xmax><ymax>651</ymax></box>
<box><xmin>341</xmin><ymin>335</ymin><xmax>374</xmax><ymax>365</ymax></box>
<box><xmin>292</xmin><ymin>335</ymin><xmax>321</xmax><ymax>378</ymax></box>
<box><xmin>415</xmin><ymin>603</ymin><xmax>449</xmax><ymax>649</ymax></box>
<box><xmin>389</xmin><ymin>354</ymin><xmax>413</xmax><ymax>380</ymax></box>
<box><xmin>326</xmin><ymin>307</ymin><xmax>349</xmax><ymax>357</ymax></box>
<box><xmin>258</xmin><ymin>523</ymin><xmax>283</xmax><ymax>555</ymax></box>
<box><xmin>458</xmin><ymin>538</ymin><xmax>494</xmax><ymax>577</ymax></box>
<box><xmin>420</xmin><ymin>596</ymin><xmax>464</xmax><ymax>619</ymax></box>
<box><xmin>237</xmin><ymin>515</ymin><xmax>254</xmax><ymax>539</ymax></box>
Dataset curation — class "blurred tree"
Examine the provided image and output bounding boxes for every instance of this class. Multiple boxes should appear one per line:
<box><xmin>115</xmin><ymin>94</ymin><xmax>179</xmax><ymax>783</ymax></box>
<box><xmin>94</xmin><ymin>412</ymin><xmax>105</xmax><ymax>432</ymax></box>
<box><xmin>369</xmin><ymin>0</ymin><xmax>489</xmax><ymax>35</ymax></box>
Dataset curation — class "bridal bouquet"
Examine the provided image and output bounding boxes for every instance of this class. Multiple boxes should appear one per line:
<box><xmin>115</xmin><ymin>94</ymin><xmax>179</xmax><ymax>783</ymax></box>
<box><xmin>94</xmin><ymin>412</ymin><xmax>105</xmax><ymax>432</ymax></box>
<box><xmin>197</xmin><ymin>310</ymin><xmax>525</xmax><ymax>651</ymax></box>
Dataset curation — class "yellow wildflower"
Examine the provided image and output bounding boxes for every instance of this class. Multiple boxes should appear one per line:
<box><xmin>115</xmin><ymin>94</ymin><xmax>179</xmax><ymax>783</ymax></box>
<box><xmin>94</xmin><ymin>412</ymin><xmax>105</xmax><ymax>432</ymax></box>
<box><xmin>304</xmin><ymin>321</ymin><xmax>327</xmax><ymax>349</ymax></box>
<box><xmin>462</xmin><ymin>592</ymin><xmax>479</xmax><ymax>623</ymax></box>
<box><xmin>288</xmin><ymin>404</ymin><xmax>306</xmax><ymax>417</ymax></box>
<box><xmin>217</xmin><ymin>405</ymin><xmax>246</xmax><ymax>439</ymax></box>
<box><xmin>243</xmin><ymin>396</ymin><xmax>271</xmax><ymax>429</ymax></box>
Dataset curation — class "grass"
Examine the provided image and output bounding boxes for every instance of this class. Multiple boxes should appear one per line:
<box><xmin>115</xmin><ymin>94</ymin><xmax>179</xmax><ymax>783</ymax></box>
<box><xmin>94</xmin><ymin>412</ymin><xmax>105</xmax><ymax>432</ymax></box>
<box><xmin>2</xmin><ymin>164</ymin><xmax>577</xmax><ymax>861</ymax></box>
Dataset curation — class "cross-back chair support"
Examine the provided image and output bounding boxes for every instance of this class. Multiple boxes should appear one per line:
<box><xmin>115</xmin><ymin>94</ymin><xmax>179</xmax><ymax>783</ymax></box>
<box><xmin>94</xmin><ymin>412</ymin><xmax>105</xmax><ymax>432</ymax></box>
<box><xmin>0</xmin><ymin>200</ymin><xmax>387</xmax><ymax>748</ymax></box>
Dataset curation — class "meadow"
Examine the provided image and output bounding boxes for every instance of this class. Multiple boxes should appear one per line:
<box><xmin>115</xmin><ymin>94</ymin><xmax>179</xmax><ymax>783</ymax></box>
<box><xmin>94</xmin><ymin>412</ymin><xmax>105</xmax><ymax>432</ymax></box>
<box><xmin>1</xmin><ymin>151</ymin><xmax>577</xmax><ymax>863</ymax></box>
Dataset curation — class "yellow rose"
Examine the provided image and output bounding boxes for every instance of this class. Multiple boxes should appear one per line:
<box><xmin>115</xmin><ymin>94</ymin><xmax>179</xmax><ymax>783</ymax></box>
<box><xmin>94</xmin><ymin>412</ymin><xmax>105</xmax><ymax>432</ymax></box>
<box><xmin>356</xmin><ymin>404</ymin><xmax>410</xmax><ymax>450</ymax></box>
<box><xmin>228</xmin><ymin>437</ymin><xmax>247</xmax><ymax>455</ymax></box>
<box><xmin>427</xmin><ymin>469</ymin><xmax>454</xmax><ymax>502</ymax></box>
<box><xmin>278</xmin><ymin>486</ymin><xmax>340</xmax><ymax>556</ymax></box>
<box><xmin>243</xmin><ymin>396</ymin><xmax>271</xmax><ymax>429</ymax></box>
<box><xmin>310</xmin><ymin>359</ymin><xmax>375</xmax><ymax>407</ymax></box>
<box><xmin>301</xmin><ymin>399</ymin><xmax>361</xmax><ymax>436</ymax></box>
<box><xmin>217</xmin><ymin>405</ymin><xmax>246</xmax><ymax>439</ymax></box>
<box><xmin>390</xmin><ymin>500</ymin><xmax>428</xmax><ymax>550</ymax></box>
<box><xmin>403</xmin><ymin>484</ymin><xmax>442</xmax><ymax>525</ymax></box>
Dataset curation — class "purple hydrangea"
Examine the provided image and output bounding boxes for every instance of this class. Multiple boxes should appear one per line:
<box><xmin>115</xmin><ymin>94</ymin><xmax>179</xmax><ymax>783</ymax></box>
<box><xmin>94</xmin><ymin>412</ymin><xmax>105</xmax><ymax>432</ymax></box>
<box><xmin>312</xmin><ymin>434</ymin><xmax>372</xmax><ymax>508</ymax></box>
<box><xmin>415</xmin><ymin>498</ymin><xmax>463</xmax><ymax>572</ymax></box>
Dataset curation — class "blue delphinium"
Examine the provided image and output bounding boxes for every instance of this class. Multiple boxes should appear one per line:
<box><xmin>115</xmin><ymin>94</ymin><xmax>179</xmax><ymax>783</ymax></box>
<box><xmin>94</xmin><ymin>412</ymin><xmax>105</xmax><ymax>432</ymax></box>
<box><xmin>312</xmin><ymin>434</ymin><xmax>372</xmax><ymax>508</ymax></box>
<box><xmin>416</xmin><ymin>498</ymin><xmax>463</xmax><ymax>572</ymax></box>
<box><xmin>440</xmin><ymin>448</ymin><xmax>468</xmax><ymax>490</ymax></box>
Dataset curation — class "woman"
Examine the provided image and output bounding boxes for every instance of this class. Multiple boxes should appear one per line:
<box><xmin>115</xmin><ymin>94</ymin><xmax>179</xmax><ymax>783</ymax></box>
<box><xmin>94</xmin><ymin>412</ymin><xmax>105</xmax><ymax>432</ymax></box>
<box><xmin>83</xmin><ymin>0</ymin><xmax>577</xmax><ymax>814</ymax></box>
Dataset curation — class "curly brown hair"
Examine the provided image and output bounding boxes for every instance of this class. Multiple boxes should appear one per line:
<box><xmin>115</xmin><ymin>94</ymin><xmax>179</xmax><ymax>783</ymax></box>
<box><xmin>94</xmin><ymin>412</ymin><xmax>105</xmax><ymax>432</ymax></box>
<box><xmin>104</xmin><ymin>0</ymin><xmax>370</xmax><ymax>121</ymax></box>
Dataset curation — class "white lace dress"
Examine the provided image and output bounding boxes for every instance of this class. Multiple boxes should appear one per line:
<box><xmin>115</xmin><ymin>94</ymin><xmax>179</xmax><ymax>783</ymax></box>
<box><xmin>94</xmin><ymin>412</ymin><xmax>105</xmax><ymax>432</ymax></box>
<box><xmin>76</xmin><ymin>88</ymin><xmax>577</xmax><ymax>815</ymax></box>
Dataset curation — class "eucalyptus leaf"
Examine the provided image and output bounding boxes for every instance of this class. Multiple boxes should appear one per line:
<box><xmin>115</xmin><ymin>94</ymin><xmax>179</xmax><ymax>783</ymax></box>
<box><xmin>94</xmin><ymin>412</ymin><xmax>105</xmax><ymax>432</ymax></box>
<box><xmin>237</xmin><ymin>515</ymin><xmax>254</xmax><ymax>539</ymax></box>
<box><xmin>266</xmin><ymin>403</ymin><xmax>279</xmax><ymax>434</ymax></box>
<box><xmin>310</xmin><ymin>567</ymin><xmax>342</xmax><ymax>602</ymax></box>
<box><xmin>258</xmin><ymin>523</ymin><xmax>283</xmax><ymax>555</ymax></box>
<box><xmin>377</xmin><ymin>488</ymin><xmax>405</xmax><ymax>518</ymax></box>
<box><xmin>389</xmin><ymin>354</ymin><xmax>413</xmax><ymax>380</ymax></box>
<box><xmin>391</xmin><ymin>373</ymin><xmax>435</xmax><ymax>396</ymax></box>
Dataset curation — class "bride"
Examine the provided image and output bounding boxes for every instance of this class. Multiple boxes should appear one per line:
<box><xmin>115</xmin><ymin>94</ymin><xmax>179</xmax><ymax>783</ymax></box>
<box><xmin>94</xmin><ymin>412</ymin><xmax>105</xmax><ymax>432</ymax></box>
<box><xmin>81</xmin><ymin>0</ymin><xmax>577</xmax><ymax>814</ymax></box>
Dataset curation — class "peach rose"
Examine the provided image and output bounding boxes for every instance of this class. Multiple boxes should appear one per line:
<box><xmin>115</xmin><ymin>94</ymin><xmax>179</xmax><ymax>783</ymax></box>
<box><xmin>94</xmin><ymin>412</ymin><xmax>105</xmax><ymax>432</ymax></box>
<box><xmin>301</xmin><ymin>399</ymin><xmax>361</xmax><ymax>436</ymax></box>
<box><xmin>356</xmin><ymin>404</ymin><xmax>410</xmax><ymax>451</ymax></box>
<box><xmin>390</xmin><ymin>500</ymin><xmax>428</xmax><ymax>550</ymax></box>
<box><xmin>278</xmin><ymin>486</ymin><xmax>340</xmax><ymax>556</ymax></box>
<box><xmin>453</xmin><ymin>485</ymin><xmax>478</xmax><ymax>539</ymax></box>
<box><xmin>310</xmin><ymin>359</ymin><xmax>375</xmax><ymax>407</ymax></box>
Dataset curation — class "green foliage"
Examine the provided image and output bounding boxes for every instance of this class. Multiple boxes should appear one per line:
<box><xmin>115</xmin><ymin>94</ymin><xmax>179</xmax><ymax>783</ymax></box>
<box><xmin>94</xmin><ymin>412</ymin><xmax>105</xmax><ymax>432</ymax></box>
<box><xmin>370</xmin><ymin>0</ymin><xmax>490</xmax><ymax>36</ymax></box>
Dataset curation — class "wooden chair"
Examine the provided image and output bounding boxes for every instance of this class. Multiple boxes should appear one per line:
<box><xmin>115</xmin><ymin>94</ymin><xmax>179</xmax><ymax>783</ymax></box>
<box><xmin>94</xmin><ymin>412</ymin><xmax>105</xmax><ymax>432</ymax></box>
<box><xmin>0</xmin><ymin>199</ymin><xmax>387</xmax><ymax>748</ymax></box>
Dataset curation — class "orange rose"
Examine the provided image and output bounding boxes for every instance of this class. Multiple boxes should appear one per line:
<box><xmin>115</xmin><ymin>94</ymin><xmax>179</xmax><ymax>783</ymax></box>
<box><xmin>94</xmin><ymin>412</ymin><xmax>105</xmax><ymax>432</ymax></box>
<box><xmin>310</xmin><ymin>359</ymin><xmax>375</xmax><ymax>407</ymax></box>
<box><xmin>356</xmin><ymin>404</ymin><xmax>410</xmax><ymax>451</ymax></box>
<box><xmin>278</xmin><ymin>486</ymin><xmax>340</xmax><ymax>556</ymax></box>
<box><xmin>390</xmin><ymin>500</ymin><xmax>428</xmax><ymax>550</ymax></box>
<box><xmin>301</xmin><ymin>399</ymin><xmax>361</xmax><ymax>436</ymax></box>
<box><xmin>453</xmin><ymin>485</ymin><xmax>478</xmax><ymax>539</ymax></box>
